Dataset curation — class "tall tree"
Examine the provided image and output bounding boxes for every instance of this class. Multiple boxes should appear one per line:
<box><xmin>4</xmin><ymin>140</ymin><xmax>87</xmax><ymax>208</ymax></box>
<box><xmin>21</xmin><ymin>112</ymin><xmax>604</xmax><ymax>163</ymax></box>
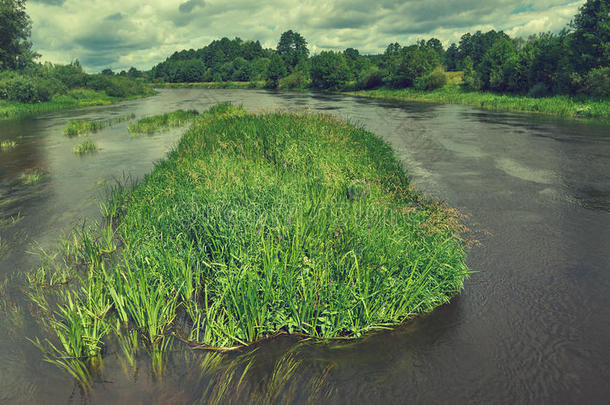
<box><xmin>570</xmin><ymin>0</ymin><xmax>610</xmax><ymax>72</ymax></box>
<box><xmin>276</xmin><ymin>30</ymin><xmax>309</xmax><ymax>71</ymax></box>
<box><xmin>0</xmin><ymin>0</ymin><xmax>36</xmax><ymax>69</ymax></box>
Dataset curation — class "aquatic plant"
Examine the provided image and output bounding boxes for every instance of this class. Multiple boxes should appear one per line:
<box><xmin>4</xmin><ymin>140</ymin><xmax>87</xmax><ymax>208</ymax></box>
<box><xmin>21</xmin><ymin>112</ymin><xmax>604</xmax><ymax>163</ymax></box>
<box><xmin>64</xmin><ymin>113</ymin><xmax>136</xmax><ymax>137</ymax></box>
<box><xmin>73</xmin><ymin>140</ymin><xmax>97</xmax><ymax>155</ymax></box>
<box><xmin>0</xmin><ymin>140</ymin><xmax>17</xmax><ymax>151</ymax></box>
<box><xmin>19</xmin><ymin>168</ymin><xmax>44</xmax><ymax>185</ymax></box>
<box><xmin>347</xmin><ymin>83</ymin><xmax>610</xmax><ymax>119</ymax></box>
<box><xmin>28</xmin><ymin>103</ymin><xmax>469</xmax><ymax>384</ymax></box>
<box><xmin>127</xmin><ymin>109</ymin><xmax>199</xmax><ymax>136</ymax></box>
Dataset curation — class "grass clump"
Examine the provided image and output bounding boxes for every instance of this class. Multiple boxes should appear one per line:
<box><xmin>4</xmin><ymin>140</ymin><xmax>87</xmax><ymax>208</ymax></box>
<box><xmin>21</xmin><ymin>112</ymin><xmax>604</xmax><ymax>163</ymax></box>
<box><xmin>64</xmin><ymin>113</ymin><xmax>136</xmax><ymax>137</ymax></box>
<box><xmin>348</xmin><ymin>83</ymin><xmax>610</xmax><ymax>119</ymax></box>
<box><xmin>19</xmin><ymin>168</ymin><xmax>44</xmax><ymax>185</ymax></box>
<box><xmin>28</xmin><ymin>103</ymin><xmax>468</xmax><ymax>383</ymax></box>
<box><xmin>0</xmin><ymin>140</ymin><xmax>17</xmax><ymax>151</ymax></box>
<box><xmin>127</xmin><ymin>109</ymin><xmax>199</xmax><ymax>136</ymax></box>
<box><xmin>73</xmin><ymin>140</ymin><xmax>97</xmax><ymax>155</ymax></box>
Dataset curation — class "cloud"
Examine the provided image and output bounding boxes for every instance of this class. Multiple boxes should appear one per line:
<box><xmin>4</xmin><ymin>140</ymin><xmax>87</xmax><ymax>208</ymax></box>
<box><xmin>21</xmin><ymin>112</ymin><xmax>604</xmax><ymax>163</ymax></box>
<box><xmin>179</xmin><ymin>0</ymin><xmax>205</xmax><ymax>13</ymax></box>
<box><xmin>25</xmin><ymin>0</ymin><xmax>586</xmax><ymax>72</ymax></box>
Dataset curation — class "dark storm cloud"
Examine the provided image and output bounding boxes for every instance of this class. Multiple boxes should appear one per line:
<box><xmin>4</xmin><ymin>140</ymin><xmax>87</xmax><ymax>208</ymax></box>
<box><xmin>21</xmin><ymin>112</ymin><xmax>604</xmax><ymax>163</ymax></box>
<box><xmin>29</xmin><ymin>0</ymin><xmax>66</xmax><ymax>5</ymax></box>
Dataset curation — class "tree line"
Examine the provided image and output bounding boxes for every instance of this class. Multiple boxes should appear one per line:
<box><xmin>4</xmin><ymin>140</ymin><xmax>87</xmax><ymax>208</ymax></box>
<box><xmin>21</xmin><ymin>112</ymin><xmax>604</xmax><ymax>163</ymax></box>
<box><xmin>149</xmin><ymin>0</ymin><xmax>608</xmax><ymax>97</ymax></box>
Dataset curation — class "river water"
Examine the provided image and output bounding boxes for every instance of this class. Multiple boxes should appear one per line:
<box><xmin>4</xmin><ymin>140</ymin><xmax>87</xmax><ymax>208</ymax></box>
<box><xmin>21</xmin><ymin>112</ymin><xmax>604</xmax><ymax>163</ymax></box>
<box><xmin>0</xmin><ymin>89</ymin><xmax>609</xmax><ymax>404</ymax></box>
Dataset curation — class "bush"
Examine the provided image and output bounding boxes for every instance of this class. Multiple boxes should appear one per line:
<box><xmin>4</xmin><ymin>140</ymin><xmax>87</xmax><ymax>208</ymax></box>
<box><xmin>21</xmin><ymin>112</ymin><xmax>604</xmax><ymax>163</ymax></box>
<box><xmin>279</xmin><ymin>70</ymin><xmax>309</xmax><ymax>89</ymax></box>
<box><xmin>0</xmin><ymin>75</ymin><xmax>39</xmax><ymax>103</ymax></box>
<box><xmin>36</xmin><ymin>78</ymin><xmax>67</xmax><ymax>101</ymax></box>
<box><xmin>414</xmin><ymin>69</ymin><xmax>447</xmax><ymax>91</ymax></box>
<box><xmin>356</xmin><ymin>67</ymin><xmax>384</xmax><ymax>90</ymax></box>
<box><xmin>580</xmin><ymin>67</ymin><xmax>610</xmax><ymax>98</ymax></box>
<box><xmin>527</xmin><ymin>82</ymin><xmax>550</xmax><ymax>98</ymax></box>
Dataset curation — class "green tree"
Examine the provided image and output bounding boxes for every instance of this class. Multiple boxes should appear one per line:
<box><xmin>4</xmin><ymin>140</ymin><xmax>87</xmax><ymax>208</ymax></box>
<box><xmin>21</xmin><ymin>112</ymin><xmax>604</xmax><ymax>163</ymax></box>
<box><xmin>266</xmin><ymin>53</ymin><xmax>287</xmax><ymax>88</ymax></box>
<box><xmin>276</xmin><ymin>30</ymin><xmax>309</xmax><ymax>71</ymax></box>
<box><xmin>310</xmin><ymin>51</ymin><xmax>349</xmax><ymax>90</ymax></box>
<box><xmin>570</xmin><ymin>0</ymin><xmax>610</xmax><ymax>72</ymax></box>
<box><xmin>0</xmin><ymin>0</ymin><xmax>36</xmax><ymax>69</ymax></box>
<box><xmin>478</xmin><ymin>37</ymin><xmax>517</xmax><ymax>91</ymax></box>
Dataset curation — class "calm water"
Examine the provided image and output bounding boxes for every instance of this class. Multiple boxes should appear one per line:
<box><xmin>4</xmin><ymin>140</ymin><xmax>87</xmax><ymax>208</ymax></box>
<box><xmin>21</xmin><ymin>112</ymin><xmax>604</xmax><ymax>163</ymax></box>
<box><xmin>1</xmin><ymin>89</ymin><xmax>609</xmax><ymax>404</ymax></box>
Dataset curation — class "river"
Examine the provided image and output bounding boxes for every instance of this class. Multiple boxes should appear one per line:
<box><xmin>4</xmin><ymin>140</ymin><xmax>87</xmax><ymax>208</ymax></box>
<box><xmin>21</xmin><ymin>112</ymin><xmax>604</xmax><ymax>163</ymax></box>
<box><xmin>1</xmin><ymin>89</ymin><xmax>609</xmax><ymax>404</ymax></box>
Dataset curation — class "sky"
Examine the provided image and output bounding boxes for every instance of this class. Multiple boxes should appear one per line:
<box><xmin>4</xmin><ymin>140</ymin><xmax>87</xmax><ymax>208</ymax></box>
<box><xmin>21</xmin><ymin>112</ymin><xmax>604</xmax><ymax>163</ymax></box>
<box><xmin>27</xmin><ymin>0</ymin><xmax>586</xmax><ymax>73</ymax></box>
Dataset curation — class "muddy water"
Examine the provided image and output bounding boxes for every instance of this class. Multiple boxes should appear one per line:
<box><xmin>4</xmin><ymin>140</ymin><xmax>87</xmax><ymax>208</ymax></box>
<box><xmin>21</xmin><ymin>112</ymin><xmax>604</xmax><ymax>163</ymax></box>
<box><xmin>1</xmin><ymin>89</ymin><xmax>609</xmax><ymax>404</ymax></box>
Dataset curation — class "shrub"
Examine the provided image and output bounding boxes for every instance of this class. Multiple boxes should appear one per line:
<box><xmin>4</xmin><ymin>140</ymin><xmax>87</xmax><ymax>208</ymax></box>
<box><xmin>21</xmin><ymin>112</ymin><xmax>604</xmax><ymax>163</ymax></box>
<box><xmin>580</xmin><ymin>67</ymin><xmax>610</xmax><ymax>98</ymax></box>
<box><xmin>356</xmin><ymin>67</ymin><xmax>384</xmax><ymax>90</ymax></box>
<box><xmin>279</xmin><ymin>70</ymin><xmax>309</xmax><ymax>89</ymax></box>
<box><xmin>36</xmin><ymin>78</ymin><xmax>67</xmax><ymax>102</ymax></box>
<box><xmin>414</xmin><ymin>69</ymin><xmax>447</xmax><ymax>91</ymax></box>
<box><xmin>527</xmin><ymin>82</ymin><xmax>550</xmax><ymax>98</ymax></box>
<box><xmin>1</xmin><ymin>75</ymin><xmax>39</xmax><ymax>103</ymax></box>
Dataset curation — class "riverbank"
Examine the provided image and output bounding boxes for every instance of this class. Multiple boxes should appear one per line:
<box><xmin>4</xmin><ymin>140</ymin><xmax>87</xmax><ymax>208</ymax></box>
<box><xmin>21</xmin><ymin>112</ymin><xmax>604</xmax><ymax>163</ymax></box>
<box><xmin>154</xmin><ymin>81</ymin><xmax>265</xmax><ymax>89</ymax></box>
<box><xmin>0</xmin><ymin>88</ymin><xmax>156</xmax><ymax>121</ymax></box>
<box><xmin>346</xmin><ymin>84</ymin><xmax>610</xmax><ymax>119</ymax></box>
<box><xmin>28</xmin><ymin>103</ymin><xmax>468</xmax><ymax>381</ymax></box>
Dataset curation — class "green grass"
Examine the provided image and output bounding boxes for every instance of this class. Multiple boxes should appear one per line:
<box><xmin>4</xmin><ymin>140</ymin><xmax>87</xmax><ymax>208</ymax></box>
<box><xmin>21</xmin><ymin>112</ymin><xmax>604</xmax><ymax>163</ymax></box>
<box><xmin>73</xmin><ymin>140</ymin><xmax>97</xmax><ymax>155</ymax></box>
<box><xmin>27</xmin><ymin>103</ymin><xmax>469</xmax><ymax>383</ymax></box>
<box><xmin>19</xmin><ymin>168</ymin><xmax>44</xmax><ymax>185</ymax></box>
<box><xmin>127</xmin><ymin>109</ymin><xmax>199</xmax><ymax>136</ymax></box>
<box><xmin>0</xmin><ymin>140</ymin><xmax>17</xmax><ymax>151</ymax></box>
<box><xmin>0</xmin><ymin>88</ymin><xmax>155</xmax><ymax>121</ymax></box>
<box><xmin>154</xmin><ymin>81</ymin><xmax>265</xmax><ymax>89</ymax></box>
<box><xmin>347</xmin><ymin>83</ymin><xmax>610</xmax><ymax>119</ymax></box>
<box><xmin>64</xmin><ymin>113</ymin><xmax>136</xmax><ymax>137</ymax></box>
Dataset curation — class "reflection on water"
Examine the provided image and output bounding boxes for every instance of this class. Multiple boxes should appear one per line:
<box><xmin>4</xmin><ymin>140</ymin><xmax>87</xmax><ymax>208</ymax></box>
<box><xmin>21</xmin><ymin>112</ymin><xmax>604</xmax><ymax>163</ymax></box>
<box><xmin>1</xmin><ymin>89</ymin><xmax>609</xmax><ymax>404</ymax></box>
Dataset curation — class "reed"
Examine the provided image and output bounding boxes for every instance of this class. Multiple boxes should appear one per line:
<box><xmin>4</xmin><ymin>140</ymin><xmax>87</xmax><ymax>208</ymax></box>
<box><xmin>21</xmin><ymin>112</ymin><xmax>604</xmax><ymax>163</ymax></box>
<box><xmin>28</xmin><ymin>103</ymin><xmax>469</xmax><ymax>383</ymax></box>
<box><xmin>0</xmin><ymin>140</ymin><xmax>17</xmax><ymax>151</ymax></box>
<box><xmin>64</xmin><ymin>113</ymin><xmax>135</xmax><ymax>137</ymax></box>
<box><xmin>73</xmin><ymin>140</ymin><xmax>97</xmax><ymax>155</ymax></box>
<box><xmin>127</xmin><ymin>109</ymin><xmax>199</xmax><ymax>135</ymax></box>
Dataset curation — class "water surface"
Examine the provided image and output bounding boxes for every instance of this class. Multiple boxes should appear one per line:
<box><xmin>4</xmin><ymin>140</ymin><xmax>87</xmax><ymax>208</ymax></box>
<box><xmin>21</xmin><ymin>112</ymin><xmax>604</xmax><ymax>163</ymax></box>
<box><xmin>1</xmin><ymin>89</ymin><xmax>608</xmax><ymax>404</ymax></box>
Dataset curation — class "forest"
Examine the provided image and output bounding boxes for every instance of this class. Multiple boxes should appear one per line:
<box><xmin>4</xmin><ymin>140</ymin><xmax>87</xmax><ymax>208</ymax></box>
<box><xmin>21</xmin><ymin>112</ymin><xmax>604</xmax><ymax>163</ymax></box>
<box><xmin>149</xmin><ymin>0</ymin><xmax>609</xmax><ymax>98</ymax></box>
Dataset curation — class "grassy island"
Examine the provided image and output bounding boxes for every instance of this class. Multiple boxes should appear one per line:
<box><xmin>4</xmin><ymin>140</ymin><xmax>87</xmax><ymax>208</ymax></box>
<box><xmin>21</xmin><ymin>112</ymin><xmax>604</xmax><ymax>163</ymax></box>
<box><xmin>28</xmin><ymin>104</ymin><xmax>468</xmax><ymax>382</ymax></box>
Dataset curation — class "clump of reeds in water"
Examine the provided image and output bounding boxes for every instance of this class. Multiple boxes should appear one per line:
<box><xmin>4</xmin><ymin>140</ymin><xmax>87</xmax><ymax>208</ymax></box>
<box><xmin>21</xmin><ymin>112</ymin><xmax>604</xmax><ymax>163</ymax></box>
<box><xmin>127</xmin><ymin>109</ymin><xmax>199</xmax><ymax>136</ymax></box>
<box><xmin>26</xmin><ymin>103</ymin><xmax>469</xmax><ymax>386</ymax></box>
<box><xmin>73</xmin><ymin>140</ymin><xmax>97</xmax><ymax>155</ymax></box>
<box><xmin>64</xmin><ymin>113</ymin><xmax>136</xmax><ymax>137</ymax></box>
<box><xmin>0</xmin><ymin>140</ymin><xmax>17</xmax><ymax>151</ymax></box>
<box><xmin>19</xmin><ymin>168</ymin><xmax>45</xmax><ymax>185</ymax></box>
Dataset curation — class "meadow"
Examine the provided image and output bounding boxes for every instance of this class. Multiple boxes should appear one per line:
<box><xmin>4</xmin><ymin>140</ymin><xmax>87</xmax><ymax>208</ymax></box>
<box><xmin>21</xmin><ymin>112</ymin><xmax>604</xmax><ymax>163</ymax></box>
<box><xmin>26</xmin><ymin>103</ymin><xmax>469</xmax><ymax>385</ymax></box>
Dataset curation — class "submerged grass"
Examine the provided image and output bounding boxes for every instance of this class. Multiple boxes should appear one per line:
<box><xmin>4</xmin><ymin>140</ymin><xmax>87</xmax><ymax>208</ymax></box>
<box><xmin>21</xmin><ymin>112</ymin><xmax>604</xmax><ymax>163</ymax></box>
<box><xmin>73</xmin><ymin>140</ymin><xmax>97</xmax><ymax>155</ymax></box>
<box><xmin>127</xmin><ymin>109</ymin><xmax>199</xmax><ymax>136</ymax></box>
<box><xmin>0</xmin><ymin>89</ymin><xmax>154</xmax><ymax>121</ymax></box>
<box><xmin>348</xmin><ymin>83</ymin><xmax>610</xmax><ymax>119</ymax></box>
<box><xmin>0</xmin><ymin>140</ymin><xmax>17</xmax><ymax>151</ymax></box>
<box><xmin>64</xmin><ymin>113</ymin><xmax>136</xmax><ymax>137</ymax></box>
<box><xmin>154</xmin><ymin>81</ymin><xmax>265</xmax><ymax>89</ymax></box>
<box><xmin>27</xmin><ymin>103</ymin><xmax>469</xmax><ymax>384</ymax></box>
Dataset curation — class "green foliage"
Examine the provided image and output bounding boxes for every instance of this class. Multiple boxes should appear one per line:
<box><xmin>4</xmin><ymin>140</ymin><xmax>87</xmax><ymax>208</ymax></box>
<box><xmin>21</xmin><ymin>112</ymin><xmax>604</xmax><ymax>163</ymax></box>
<box><xmin>580</xmin><ymin>67</ymin><xmax>610</xmax><ymax>98</ymax></box>
<box><xmin>64</xmin><ymin>114</ymin><xmax>135</xmax><ymax>137</ymax></box>
<box><xmin>277</xmin><ymin>30</ymin><xmax>309</xmax><ymax>71</ymax></box>
<box><xmin>127</xmin><ymin>109</ymin><xmax>199</xmax><ymax>135</ymax></box>
<box><xmin>279</xmin><ymin>70</ymin><xmax>309</xmax><ymax>90</ymax></box>
<box><xmin>73</xmin><ymin>140</ymin><xmax>97</xmax><ymax>155</ymax></box>
<box><xmin>28</xmin><ymin>104</ymin><xmax>469</xmax><ymax>381</ymax></box>
<box><xmin>310</xmin><ymin>51</ymin><xmax>349</xmax><ymax>90</ymax></box>
<box><xmin>570</xmin><ymin>0</ymin><xmax>610</xmax><ymax>72</ymax></box>
<box><xmin>0</xmin><ymin>0</ymin><xmax>36</xmax><ymax>69</ymax></box>
<box><xmin>265</xmin><ymin>54</ymin><xmax>287</xmax><ymax>89</ymax></box>
<box><xmin>415</xmin><ymin>68</ymin><xmax>447</xmax><ymax>91</ymax></box>
<box><xmin>477</xmin><ymin>37</ymin><xmax>517</xmax><ymax>91</ymax></box>
<box><xmin>356</xmin><ymin>66</ymin><xmax>384</xmax><ymax>90</ymax></box>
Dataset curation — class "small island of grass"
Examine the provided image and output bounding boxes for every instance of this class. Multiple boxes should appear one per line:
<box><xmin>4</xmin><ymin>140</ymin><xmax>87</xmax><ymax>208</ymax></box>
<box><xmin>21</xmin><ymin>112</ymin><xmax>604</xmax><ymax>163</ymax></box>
<box><xmin>28</xmin><ymin>103</ymin><xmax>468</xmax><ymax>382</ymax></box>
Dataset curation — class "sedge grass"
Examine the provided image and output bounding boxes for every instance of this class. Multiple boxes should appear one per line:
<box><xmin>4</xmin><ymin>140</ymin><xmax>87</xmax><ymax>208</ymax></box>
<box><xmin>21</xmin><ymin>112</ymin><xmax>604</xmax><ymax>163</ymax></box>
<box><xmin>27</xmin><ymin>103</ymin><xmax>469</xmax><ymax>382</ymax></box>
<box><xmin>127</xmin><ymin>109</ymin><xmax>199</xmax><ymax>136</ymax></box>
<box><xmin>73</xmin><ymin>140</ymin><xmax>97</xmax><ymax>155</ymax></box>
<box><xmin>64</xmin><ymin>113</ymin><xmax>136</xmax><ymax>137</ymax></box>
<box><xmin>0</xmin><ymin>140</ymin><xmax>17</xmax><ymax>151</ymax></box>
<box><xmin>348</xmin><ymin>83</ymin><xmax>610</xmax><ymax>119</ymax></box>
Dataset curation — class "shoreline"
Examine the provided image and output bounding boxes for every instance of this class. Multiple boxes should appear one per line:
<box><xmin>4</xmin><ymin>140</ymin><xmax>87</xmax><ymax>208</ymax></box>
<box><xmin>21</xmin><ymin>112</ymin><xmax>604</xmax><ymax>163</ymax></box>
<box><xmin>0</xmin><ymin>89</ymin><xmax>157</xmax><ymax>121</ymax></box>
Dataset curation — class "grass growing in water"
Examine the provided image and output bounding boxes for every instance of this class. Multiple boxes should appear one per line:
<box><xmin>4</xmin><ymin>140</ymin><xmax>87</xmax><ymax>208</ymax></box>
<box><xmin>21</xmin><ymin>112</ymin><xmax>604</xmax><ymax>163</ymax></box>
<box><xmin>127</xmin><ymin>109</ymin><xmax>199</xmax><ymax>136</ymax></box>
<box><xmin>73</xmin><ymin>140</ymin><xmax>97</xmax><ymax>155</ymax></box>
<box><xmin>64</xmin><ymin>113</ymin><xmax>136</xmax><ymax>137</ymax></box>
<box><xmin>0</xmin><ymin>140</ymin><xmax>17</xmax><ymax>151</ymax></box>
<box><xmin>347</xmin><ymin>83</ymin><xmax>610</xmax><ymax>119</ymax></box>
<box><xmin>27</xmin><ymin>103</ymin><xmax>469</xmax><ymax>384</ymax></box>
<box><xmin>19</xmin><ymin>168</ymin><xmax>44</xmax><ymax>185</ymax></box>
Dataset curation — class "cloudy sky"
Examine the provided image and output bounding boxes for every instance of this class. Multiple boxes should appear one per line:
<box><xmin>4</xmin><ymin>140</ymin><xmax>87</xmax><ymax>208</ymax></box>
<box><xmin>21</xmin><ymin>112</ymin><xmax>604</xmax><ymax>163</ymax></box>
<box><xmin>27</xmin><ymin>0</ymin><xmax>585</xmax><ymax>72</ymax></box>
